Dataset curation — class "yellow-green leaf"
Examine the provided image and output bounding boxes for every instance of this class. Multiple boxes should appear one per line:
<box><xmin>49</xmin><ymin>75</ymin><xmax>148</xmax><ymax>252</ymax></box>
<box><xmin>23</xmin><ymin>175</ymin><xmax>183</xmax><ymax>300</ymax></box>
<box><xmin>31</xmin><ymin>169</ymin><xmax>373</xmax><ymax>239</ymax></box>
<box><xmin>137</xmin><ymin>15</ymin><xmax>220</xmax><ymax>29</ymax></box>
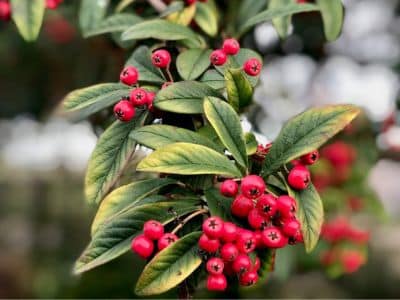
<box><xmin>167</xmin><ymin>2</ymin><xmax>196</xmax><ymax>26</ymax></box>
<box><xmin>10</xmin><ymin>0</ymin><xmax>45</xmax><ymax>42</ymax></box>
<box><xmin>269</xmin><ymin>0</ymin><xmax>294</xmax><ymax>39</ymax></box>
<box><xmin>225</xmin><ymin>68</ymin><xmax>253</xmax><ymax>111</ymax></box>
<box><xmin>177</xmin><ymin>49</ymin><xmax>212</xmax><ymax>80</ymax></box>
<box><xmin>316</xmin><ymin>0</ymin><xmax>344</xmax><ymax>42</ymax></box>
<box><xmin>194</xmin><ymin>1</ymin><xmax>218</xmax><ymax>37</ymax></box>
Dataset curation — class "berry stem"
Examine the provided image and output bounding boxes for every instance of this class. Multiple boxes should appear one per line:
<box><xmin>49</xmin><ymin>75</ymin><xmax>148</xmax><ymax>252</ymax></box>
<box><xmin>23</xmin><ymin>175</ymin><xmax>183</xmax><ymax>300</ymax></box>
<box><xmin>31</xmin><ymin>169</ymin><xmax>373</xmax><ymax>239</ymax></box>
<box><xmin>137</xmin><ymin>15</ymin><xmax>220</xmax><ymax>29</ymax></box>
<box><xmin>171</xmin><ymin>208</ymin><xmax>209</xmax><ymax>235</ymax></box>
<box><xmin>146</xmin><ymin>0</ymin><xmax>166</xmax><ymax>12</ymax></box>
<box><xmin>165</xmin><ymin>67</ymin><xmax>174</xmax><ymax>82</ymax></box>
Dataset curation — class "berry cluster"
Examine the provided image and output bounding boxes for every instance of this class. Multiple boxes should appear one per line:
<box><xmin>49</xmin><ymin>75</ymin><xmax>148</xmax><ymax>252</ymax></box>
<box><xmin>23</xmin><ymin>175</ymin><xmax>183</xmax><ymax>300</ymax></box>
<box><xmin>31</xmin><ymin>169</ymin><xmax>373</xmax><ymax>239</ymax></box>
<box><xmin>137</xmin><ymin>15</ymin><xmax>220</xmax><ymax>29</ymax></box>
<box><xmin>209</xmin><ymin>38</ymin><xmax>262</xmax><ymax>77</ymax></box>
<box><xmin>287</xmin><ymin>150</ymin><xmax>320</xmax><ymax>190</ymax></box>
<box><xmin>131</xmin><ymin>220</ymin><xmax>179</xmax><ymax>259</ymax></box>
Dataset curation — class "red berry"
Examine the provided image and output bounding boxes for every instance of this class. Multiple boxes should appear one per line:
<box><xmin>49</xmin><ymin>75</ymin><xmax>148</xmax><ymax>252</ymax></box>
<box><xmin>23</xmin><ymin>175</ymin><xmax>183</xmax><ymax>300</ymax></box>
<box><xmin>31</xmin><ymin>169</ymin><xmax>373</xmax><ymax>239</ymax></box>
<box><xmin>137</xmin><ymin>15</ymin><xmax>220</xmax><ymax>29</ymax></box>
<box><xmin>0</xmin><ymin>0</ymin><xmax>11</xmax><ymax>21</ymax></box>
<box><xmin>46</xmin><ymin>0</ymin><xmax>63</xmax><ymax>9</ymax></box>
<box><xmin>256</xmin><ymin>194</ymin><xmax>277</xmax><ymax>218</ymax></box>
<box><xmin>254</xmin><ymin>230</ymin><xmax>263</xmax><ymax>248</ymax></box>
<box><xmin>321</xmin><ymin>141</ymin><xmax>356</xmax><ymax>167</ymax></box>
<box><xmin>276</xmin><ymin>195</ymin><xmax>297</xmax><ymax>217</ymax></box>
<box><xmin>232</xmin><ymin>254</ymin><xmax>252</xmax><ymax>273</ymax></box>
<box><xmin>162</xmin><ymin>81</ymin><xmax>173</xmax><ymax>89</ymax></box>
<box><xmin>261</xmin><ymin>227</ymin><xmax>288</xmax><ymax>248</ymax></box>
<box><xmin>221</xmin><ymin>222</ymin><xmax>237</xmax><ymax>243</ymax></box>
<box><xmin>243</xmin><ymin>58</ymin><xmax>262</xmax><ymax>76</ymax></box>
<box><xmin>146</xmin><ymin>91</ymin><xmax>156</xmax><ymax>106</ymax></box>
<box><xmin>129</xmin><ymin>88</ymin><xmax>148</xmax><ymax>106</ymax></box>
<box><xmin>222</xmin><ymin>38</ymin><xmax>240</xmax><ymax>55</ymax></box>
<box><xmin>206</xmin><ymin>257</ymin><xmax>224</xmax><ymax>275</ymax></box>
<box><xmin>220</xmin><ymin>179</ymin><xmax>239</xmax><ymax>197</ymax></box>
<box><xmin>282</xmin><ymin>219</ymin><xmax>301</xmax><ymax>237</ymax></box>
<box><xmin>210</xmin><ymin>49</ymin><xmax>227</xmax><ymax>66</ymax></box>
<box><xmin>236</xmin><ymin>230</ymin><xmax>256</xmax><ymax>253</ymax></box>
<box><xmin>289</xmin><ymin>230</ymin><xmax>304</xmax><ymax>245</ymax></box>
<box><xmin>198</xmin><ymin>233</ymin><xmax>220</xmax><ymax>253</ymax></box>
<box><xmin>220</xmin><ymin>243</ymin><xmax>239</xmax><ymax>262</ymax></box>
<box><xmin>288</xmin><ymin>165</ymin><xmax>311</xmax><ymax>190</ymax></box>
<box><xmin>114</xmin><ymin>100</ymin><xmax>135</xmax><ymax>122</ymax></box>
<box><xmin>241</xmin><ymin>175</ymin><xmax>266</xmax><ymax>199</ymax></box>
<box><xmin>231</xmin><ymin>194</ymin><xmax>253</xmax><ymax>218</ymax></box>
<box><xmin>239</xmin><ymin>271</ymin><xmax>259</xmax><ymax>286</ymax></box>
<box><xmin>202</xmin><ymin>216</ymin><xmax>224</xmax><ymax>239</ymax></box>
<box><xmin>131</xmin><ymin>234</ymin><xmax>154</xmax><ymax>258</ymax></box>
<box><xmin>120</xmin><ymin>66</ymin><xmax>139</xmax><ymax>86</ymax></box>
<box><xmin>151</xmin><ymin>49</ymin><xmax>171</xmax><ymax>68</ymax></box>
<box><xmin>300</xmin><ymin>150</ymin><xmax>319</xmax><ymax>165</ymax></box>
<box><xmin>157</xmin><ymin>233</ymin><xmax>178</xmax><ymax>251</ymax></box>
<box><xmin>248</xmin><ymin>208</ymin><xmax>267</xmax><ymax>230</ymax></box>
<box><xmin>143</xmin><ymin>220</ymin><xmax>164</xmax><ymax>240</ymax></box>
<box><xmin>206</xmin><ymin>274</ymin><xmax>227</xmax><ymax>291</ymax></box>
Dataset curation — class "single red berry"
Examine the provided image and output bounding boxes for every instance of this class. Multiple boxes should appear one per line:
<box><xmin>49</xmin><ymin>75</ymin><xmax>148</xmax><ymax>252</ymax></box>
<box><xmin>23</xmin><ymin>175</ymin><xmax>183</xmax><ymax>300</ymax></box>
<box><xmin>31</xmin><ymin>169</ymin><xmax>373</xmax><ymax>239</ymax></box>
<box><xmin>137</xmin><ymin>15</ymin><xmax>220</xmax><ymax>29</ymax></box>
<box><xmin>206</xmin><ymin>257</ymin><xmax>224</xmax><ymax>275</ymax></box>
<box><xmin>131</xmin><ymin>234</ymin><xmax>154</xmax><ymax>259</ymax></box>
<box><xmin>288</xmin><ymin>165</ymin><xmax>311</xmax><ymax>190</ymax></box>
<box><xmin>0</xmin><ymin>1</ymin><xmax>11</xmax><ymax>21</ymax></box>
<box><xmin>210</xmin><ymin>49</ymin><xmax>227</xmax><ymax>66</ymax></box>
<box><xmin>289</xmin><ymin>230</ymin><xmax>304</xmax><ymax>245</ymax></box>
<box><xmin>241</xmin><ymin>175</ymin><xmax>266</xmax><ymax>199</ymax></box>
<box><xmin>151</xmin><ymin>49</ymin><xmax>171</xmax><ymax>68</ymax></box>
<box><xmin>202</xmin><ymin>216</ymin><xmax>224</xmax><ymax>239</ymax></box>
<box><xmin>248</xmin><ymin>208</ymin><xmax>268</xmax><ymax>230</ymax></box>
<box><xmin>157</xmin><ymin>233</ymin><xmax>178</xmax><ymax>251</ymax></box>
<box><xmin>276</xmin><ymin>195</ymin><xmax>297</xmax><ymax>217</ymax></box>
<box><xmin>222</xmin><ymin>38</ymin><xmax>240</xmax><ymax>55</ymax></box>
<box><xmin>162</xmin><ymin>81</ymin><xmax>173</xmax><ymax>89</ymax></box>
<box><xmin>221</xmin><ymin>222</ymin><xmax>237</xmax><ymax>243</ymax></box>
<box><xmin>46</xmin><ymin>0</ymin><xmax>63</xmax><ymax>9</ymax></box>
<box><xmin>114</xmin><ymin>100</ymin><xmax>135</xmax><ymax>122</ymax></box>
<box><xmin>185</xmin><ymin>0</ymin><xmax>197</xmax><ymax>5</ymax></box>
<box><xmin>146</xmin><ymin>91</ymin><xmax>156</xmax><ymax>106</ymax></box>
<box><xmin>231</xmin><ymin>194</ymin><xmax>253</xmax><ymax>218</ymax></box>
<box><xmin>340</xmin><ymin>250</ymin><xmax>365</xmax><ymax>274</ymax></box>
<box><xmin>143</xmin><ymin>220</ymin><xmax>164</xmax><ymax>240</ymax></box>
<box><xmin>261</xmin><ymin>227</ymin><xmax>288</xmax><ymax>248</ymax></box>
<box><xmin>220</xmin><ymin>243</ymin><xmax>239</xmax><ymax>262</ymax></box>
<box><xmin>232</xmin><ymin>254</ymin><xmax>252</xmax><ymax>273</ymax></box>
<box><xmin>256</xmin><ymin>194</ymin><xmax>277</xmax><ymax>218</ymax></box>
<box><xmin>282</xmin><ymin>219</ymin><xmax>301</xmax><ymax>237</ymax></box>
<box><xmin>243</xmin><ymin>58</ymin><xmax>262</xmax><ymax>76</ymax></box>
<box><xmin>252</xmin><ymin>256</ymin><xmax>261</xmax><ymax>271</ymax></box>
<box><xmin>198</xmin><ymin>233</ymin><xmax>220</xmax><ymax>253</ymax></box>
<box><xmin>254</xmin><ymin>230</ymin><xmax>263</xmax><ymax>248</ymax></box>
<box><xmin>129</xmin><ymin>88</ymin><xmax>148</xmax><ymax>106</ymax></box>
<box><xmin>239</xmin><ymin>271</ymin><xmax>259</xmax><ymax>286</ymax></box>
<box><xmin>300</xmin><ymin>150</ymin><xmax>319</xmax><ymax>165</ymax></box>
<box><xmin>220</xmin><ymin>179</ymin><xmax>239</xmax><ymax>197</ymax></box>
<box><xmin>120</xmin><ymin>66</ymin><xmax>139</xmax><ymax>86</ymax></box>
<box><xmin>236</xmin><ymin>230</ymin><xmax>256</xmax><ymax>253</ymax></box>
<box><xmin>206</xmin><ymin>274</ymin><xmax>227</xmax><ymax>291</ymax></box>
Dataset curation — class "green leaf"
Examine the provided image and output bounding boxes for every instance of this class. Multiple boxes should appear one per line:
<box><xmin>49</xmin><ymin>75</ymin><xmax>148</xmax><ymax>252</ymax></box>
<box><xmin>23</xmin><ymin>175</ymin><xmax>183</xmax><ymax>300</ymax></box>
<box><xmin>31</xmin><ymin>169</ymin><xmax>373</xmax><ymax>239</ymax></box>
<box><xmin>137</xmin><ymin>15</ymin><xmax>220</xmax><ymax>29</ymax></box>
<box><xmin>61</xmin><ymin>83</ymin><xmax>130</xmax><ymax>121</ymax></box>
<box><xmin>74</xmin><ymin>200</ymin><xmax>200</xmax><ymax>274</ymax></box>
<box><xmin>204</xmin><ymin>188</ymin><xmax>233</xmax><ymax>221</ymax></box>
<box><xmin>194</xmin><ymin>1</ymin><xmax>218</xmax><ymax>37</ymax></box>
<box><xmin>10</xmin><ymin>0</ymin><xmax>45</xmax><ymax>42</ymax></box>
<box><xmin>245</xmin><ymin>132</ymin><xmax>258</xmax><ymax>155</ymax></box>
<box><xmin>79</xmin><ymin>0</ymin><xmax>110</xmax><ymax>33</ymax></box>
<box><xmin>121</xmin><ymin>19</ymin><xmax>201</xmax><ymax>47</ymax></box>
<box><xmin>84</xmin><ymin>13</ymin><xmax>142</xmax><ymax>37</ymax></box>
<box><xmin>125</xmin><ymin>46</ymin><xmax>166</xmax><ymax>84</ymax></box>
<box><xmin>204</xmin><ymin>97</ymin><xmax>248</xmax><ymax>169</ymax></box>
<box><xmin>85</xmin><ymin>112</ymin><xmax>148</xmax><ymax>205</ymax></box>
<box><xmin>316</xmin><ymin>0</ymin><xmax>344</xmax><ymax>42</ymax></box>
<box><xmin>160</xmin><ymin>1</ymin><xmax>184</xmax><ymax>17</ymax></box>
<box><xmin>225</xmin><ymin>68</ymin><xmax>253</xmax><ymax>111</ymax></box>
<box><xmin>166</xmin><ymin>2</ymin><xmax>196</xmax><ymax>26</ymax></box>
<box><xmin>116</xmin><ymin>0</ymin><xmax>136</xmax><ymax>12</ymax></box>
<box><xmin>199</xmin><ymin>70</ymin><xmax>225</xmax><ymax>90</ymax></box>
<box><xmin>269</xmin><ymin>0</ymin><xmax>293</xmax><ymax>39</ymax></box>
<box><xmin>235</xmin><ymin>0</ymin><xmax>267</xmax><ymax>34</ymax></box>
<box><xmin>177</xmin><ymin>49</ymin><xmax>212</xmax><ymax>81</ymax></box>
<box><xmin>254</xmin><ymin>249</ymin><xmax>275</xmax><ymax>287</ymax></box>
<box><xmin>287</xmin><ymin>183</ymin><xmax>324</xmax><ymax>252</ymax></box>
<box><xmin>154</xmin><ymin>81</ymin><xmax>222</xmax><ymax>114</ymax></box>
<box><xmin>262</xmin><ymin>105</ymin><xmax>360</xmax><ymax>176</ymax></box>
<box><xmin>91</xmin><ymin>178</ymin><xmax>177</xmax><ymax>235</ymax></box>
<box><xmin>130</xmin><ymin>124</ymin><xmax>223</xmax><ymax>152</ymax></box>
<box><xmin>135</xmin><ymin>232</ymin><xmax>202</xmax><ymax>296</ymax></box>
<box><xmin>137</xmin><ymin>142</ymin><xmax>242</xmax><ymax>178</ymax></box>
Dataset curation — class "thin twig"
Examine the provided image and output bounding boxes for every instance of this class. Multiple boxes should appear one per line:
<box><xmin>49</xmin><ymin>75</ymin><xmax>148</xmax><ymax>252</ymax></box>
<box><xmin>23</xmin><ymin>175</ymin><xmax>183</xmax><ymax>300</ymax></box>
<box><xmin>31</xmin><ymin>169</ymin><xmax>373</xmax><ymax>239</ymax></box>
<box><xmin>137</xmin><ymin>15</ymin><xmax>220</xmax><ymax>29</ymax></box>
<box><xmin>171</xmin><ymin>208</ymin><xmax>209</xmax><ymax>234</ymax></box>
<box><xmin>147</xmin><ymin>0</ymin><xmax>167</xmax><ymax>13</ymax></box>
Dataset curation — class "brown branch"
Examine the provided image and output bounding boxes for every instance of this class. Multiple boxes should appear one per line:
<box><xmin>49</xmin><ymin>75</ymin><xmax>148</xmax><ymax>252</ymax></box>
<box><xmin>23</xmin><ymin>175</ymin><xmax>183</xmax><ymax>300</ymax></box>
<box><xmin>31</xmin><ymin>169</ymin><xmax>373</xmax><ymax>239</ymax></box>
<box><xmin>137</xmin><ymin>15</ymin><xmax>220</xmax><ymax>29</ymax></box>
<box><xmin>171</xmin><ymin>209</ymin><xmax>209</xmax><ymax>234</ymax></box>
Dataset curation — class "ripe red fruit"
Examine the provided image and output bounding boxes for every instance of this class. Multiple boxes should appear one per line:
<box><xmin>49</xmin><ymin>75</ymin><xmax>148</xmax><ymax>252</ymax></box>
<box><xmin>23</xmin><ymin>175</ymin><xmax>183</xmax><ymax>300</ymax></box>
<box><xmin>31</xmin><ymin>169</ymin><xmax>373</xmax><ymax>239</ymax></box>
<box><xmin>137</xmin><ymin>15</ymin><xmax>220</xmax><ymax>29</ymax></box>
<box><xmin>129</xmin><ymin>88</ymin><xmax>148</xmax><ymax>106</ymax></box>
<box><xmin>146</xmin><ymin>91</ymin><xmax>156</xmax><ymax>111</ymax></box>
<box><xmin>236</xmin><ymin>230</ymin><xmax>256</xmax><ymax>253</ymax></box>
<box><xmin>46</xmin><ymin>0</ymin><xmax>63</xmax><ymax>9</ymax></box>
<box><xmin>300</xmin><ymin>150</ymin><xmax>319</xmax><ymax>165</ymax></box>
<box><xmin>151</xmin><ymin>49</ymin><xmax>171</xmax><ymax>68</ymax></box>
<box><xmin>198</xmin><ymin>233</ymin><xmax>220</xmax><ymax>253</ymax></box>
<box><xmin>321</xmin><ymin>141</ymin><xmax>356</xmax><ymax>167</ymax></box>
<box><xmin>232</xmin><ymin>254</ymin><xmax>252</xmax><ymax>273</ymax></box>
<box><xmin>143</xmin><ymin>220</ymin><xmax>164</xmax><ymax>240</ymax></box>
<box><xmin>231</xmin><ymin>194</ymin><xmax>253</xmax><ymax>218</ymax></box>
<box><xmin>206</xmin><ymin>257</ymin><xmax>224</xmax><ymax>275</ymax></box>
<box><xmin>131</xmin><ymin>235</ymin><xmax>154</xmax><ymax>259</ymax></box>
<box><xmin>210</xmin><ymin>49</ymin><xmax>227</xmax><ymax>66</ymax></box>
<box><xmin>254</xmin><ymin>230</ymin><xmax>263</xmax><ymax>248</ymax></box>
<box><xmin>241</xmin><ymin>175</ymin><xmax>266</xmax><ymax>199</ymax></box>
<box><xmin>248</xmin><ymin>208</ymin><xmax>267</xmax><ymax>230</ymax></box>
<box><xmin>282</xmin><ymin>219</ymin><xmax>301</xmax><ymax>237</ymax></box>
<box><xmin>220</xmin><ymin>179</ymin><xmax>239</xmax><ymax>197</ymax></box>
<box><xmin>206</xmin><ymin>274</ymin><xmax>227</xmax><ymax>291</ymax></box>
<box><xmin>221</xmin><ymin>222</ymin><xmax>237</xmax><ymax>243</ymax></box>
<box><xmin>157</xmin><ymin>233</ymin><xmax>178</xmax><ymax>251</ymax></box>
<box><xmin>120</xmin><ymin>66</ymin><xmax>139</xmax><ymax>86</ymax></box>
<box><xmin>0</xmin><ymin>0</ymin><xmax>11</xmax><ymax>21</ymax></box>
<box><xmin>256</xmin><ymin>194</ymin><xmax>277</xmax><ymax>218</ymax></box>
<box><xmin>276</xmin><ymin>195</ymin><xmax>297</xmax><ymax>217</ymax></box>
<box><xmin>341</xmin><ymin>250</ymin><xmax>365</xmax><ymax>273</ymax></box>
<box><xmin>288</xmin><ymin>165</ymin><xmax>311</xmax><ymax>190</ymax></box>
<box><xmin>243</xmin><ymin>58</ymin><xmax>262</xmax><ymax>76</ymax></box>
<box><xmin>220</xmin><ymin>243</ymin><xmax>239</xmax><ymax>262</ymax></box>
<box><xmin>202</xmin><ymin>216</ymin><xmax>224</xmax><ymax>239</ymax></box>
<box><xmin>114</xmin><ymin>100</ymin><xmax>135</xmax><ymax>122</ymax></box>
<box><xmin>261</xmin><ymin>227</ymin><xmax>288</xmax><ymax>248</ymax></box>
<box><xmin>239</xmin><ymin>271</ymin><xmax>259</xmax><ymax>286</ymax></box>
<box><xmin>222</xmin><ymin>38</ymin><xmax>240</xmax><ymax>55</ymax></box>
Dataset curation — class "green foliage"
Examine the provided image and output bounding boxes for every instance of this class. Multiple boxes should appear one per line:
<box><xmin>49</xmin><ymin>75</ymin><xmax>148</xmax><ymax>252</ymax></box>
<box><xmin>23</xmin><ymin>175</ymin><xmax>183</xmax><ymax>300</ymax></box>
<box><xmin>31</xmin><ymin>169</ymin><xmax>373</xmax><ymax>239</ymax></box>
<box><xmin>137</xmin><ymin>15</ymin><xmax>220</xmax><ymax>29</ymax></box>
<box><xmin>177</xmin><ymin>49</ymin><xmax>212</xmax><ymax>81</ymax></box>
<box><xmin>225</xmin><ymin>68</ymin><xmax>253</xmax><ymax>111</ymax></box>
<box><xmin>84</xmin><ymin>13</ymin><xmax>142</xmax><ymax>38</ymax></box>
<box><xmin>194</xmin><ymin>1</ymin><xmax>219</xmax><ymax>37</ymax></box>
<box><xmin>269</xmin><ymin>0</ymin><xmax>294</xmax><ymax>39</ymax></box>
<box><xmin>10</xmin><ymin>0</ymin><xmax>45</xmax><ymax>42</ymax></box>
<box><xmin>204</xmin><ymin>188</ymin><xmax>234</xmax><ymax>221</ymax></box>
<box><xmin>79</xmin><ymin>0</ymin><xmax>110</xmax><ymax>34</ymax></box>
<box><xmin>316</xmin><ymin>0</ymin><xmax>344</xmax><ymax>41</ymax></box>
